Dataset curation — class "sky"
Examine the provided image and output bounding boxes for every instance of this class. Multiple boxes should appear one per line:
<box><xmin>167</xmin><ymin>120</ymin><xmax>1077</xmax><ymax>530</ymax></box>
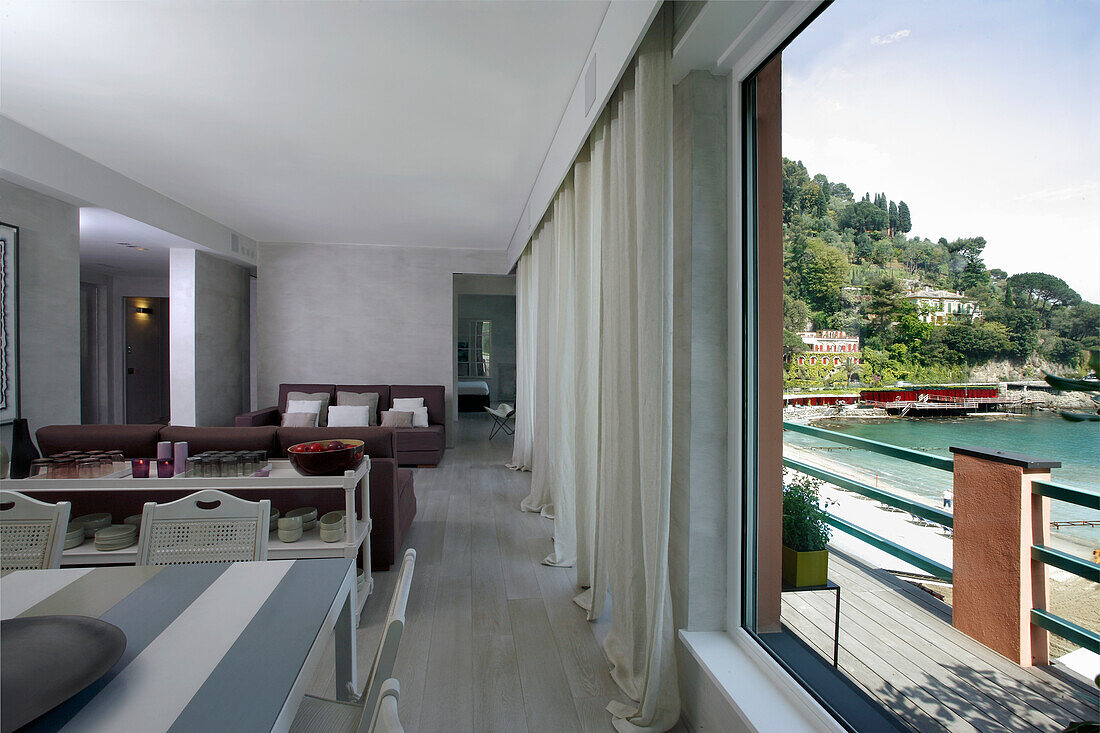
<box><xmin>782</xmin><ymin>0</ymin><xmax>1099</xmax><ymax>302</ymax></box>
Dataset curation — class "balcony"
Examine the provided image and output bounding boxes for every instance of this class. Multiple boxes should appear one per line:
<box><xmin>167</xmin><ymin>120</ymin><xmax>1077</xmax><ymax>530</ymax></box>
<box><xmin>780</xmin><ymin>421</ymin><xmax>1100</xmax><ymax>730</ymax></box>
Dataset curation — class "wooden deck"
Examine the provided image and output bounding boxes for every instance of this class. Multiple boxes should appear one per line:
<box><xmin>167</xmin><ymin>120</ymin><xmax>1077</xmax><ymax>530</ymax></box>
<box><xmin>782</xmin><ymin>550</ymin><xmax>1100</xmax><ymax>732</ymax></box>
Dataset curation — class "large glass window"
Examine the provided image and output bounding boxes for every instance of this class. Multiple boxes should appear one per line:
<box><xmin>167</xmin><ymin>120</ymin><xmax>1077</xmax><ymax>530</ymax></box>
<box><xmin>742</xmin><ymin>1</ymin><xmax>1099</xmax><ymax>729</ymax></box>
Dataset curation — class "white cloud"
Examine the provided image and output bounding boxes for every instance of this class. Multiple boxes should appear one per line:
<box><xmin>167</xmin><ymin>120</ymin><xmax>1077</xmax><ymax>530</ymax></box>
<box><xmin>871</xmin><ymin>29</ymin><xmax>910</xmax><ymax>45</ymax></box>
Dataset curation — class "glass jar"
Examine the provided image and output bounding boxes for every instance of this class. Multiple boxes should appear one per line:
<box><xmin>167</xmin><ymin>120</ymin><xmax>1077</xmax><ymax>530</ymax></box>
<box><xmin>76</xmin><ymin>458</ymin><xmax>99</xmax><ymax>479</ymax></box>
<box><xmin>203</xmin><ymin>457</ymin><xmax>219</xmax><ymax>478</ymax></box>
<box><xmin>53</xmin><ymin>457</ymin><xmax>77</xmax><ymax>479</ymax></box>
<box><xmin>186</xmin><ymin>456</ymin><xmax>203</xmax><ymax>477</ymax></box>
<box><xmin>220</xmin><ymin>455</ymin><xmax>238</xmax><ymax>477</ymax></box>
<box><xmin>28</xmin><ymin>458</ymin><xmax>54</xmax><ymax>478</ymax></box>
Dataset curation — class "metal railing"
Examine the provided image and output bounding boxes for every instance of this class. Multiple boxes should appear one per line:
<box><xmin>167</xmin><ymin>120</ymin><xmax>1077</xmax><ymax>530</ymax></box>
<box><xmin>1030</xmin><ymin>479</ymin><xmax>1100</xmax><ymax>654</ymax></box>
<box><xmin>782</xmin><ymin>421</ymin><xmax>953</xmax><ymax>582</ymax></box>
<box><xmin>783</xmin><ymin>421</ymin><xmax>1100</xmax><ymax>655</ymax></box>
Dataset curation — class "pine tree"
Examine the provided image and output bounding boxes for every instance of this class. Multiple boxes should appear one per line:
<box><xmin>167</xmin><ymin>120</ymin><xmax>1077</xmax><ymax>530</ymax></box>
<box><xmin>898</xmin><ymin>201</ymin><xmax>912</xmax><ymax>233</ymax></box>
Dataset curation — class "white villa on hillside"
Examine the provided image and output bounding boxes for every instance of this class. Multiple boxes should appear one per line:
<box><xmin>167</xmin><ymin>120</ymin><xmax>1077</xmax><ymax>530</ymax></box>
<box><xmin>793</xmin><ymin>329</ymin><xmax>861</xmax><ymax>366</ymax></box>
<box><xmin>904</xmin><ymin>288</ymin><xmax>983</xmax><ymax>325</ymax></box>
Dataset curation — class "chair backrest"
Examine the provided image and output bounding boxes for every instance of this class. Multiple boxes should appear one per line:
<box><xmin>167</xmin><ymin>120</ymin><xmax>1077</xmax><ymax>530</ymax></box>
<box><xmin>0</xmin><ymin>490</ymin><xmax>71</xmax><ymax>571</ymax></box>
<box><xmin>367</xmin><ymin>679</ymin><xmax>403</xmax><ymax>733</ymax></box>
<box><xmin>356</xmin><ymin>548</ymin><xmax>416</xmax><ymax>733</ymax></box>
<box><xmin>136</xmin><ymin>489</ymin><xmax>270</xmax><ymax>566</ymax></box>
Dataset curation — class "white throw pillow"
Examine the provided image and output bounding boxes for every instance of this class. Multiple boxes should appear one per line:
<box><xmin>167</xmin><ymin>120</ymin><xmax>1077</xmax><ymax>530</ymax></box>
<box><xmin>391</xmin><ymin>397</ymin><xmax>425</xmax><ymax>412</ymax></box>
<box><xmin>327</xmin><ymin>405</ymin><xmax>372</xmax><ymax>427</ymax></box>
<box><xmin>286</xmin><ymin>399</ymin><xmax>322</xmax><ymax>422</ymax></box>
<box><xmin>410</xmin><ymin>405</ymin><xmax>429</xmax><ymax>428</ymax></box>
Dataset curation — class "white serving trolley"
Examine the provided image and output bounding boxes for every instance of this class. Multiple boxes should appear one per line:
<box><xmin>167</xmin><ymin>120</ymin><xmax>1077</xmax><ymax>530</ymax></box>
<box><xmin>17</xmin><ymin>459</ymin><xmax>374</xmax><ymax>618</ymax></box>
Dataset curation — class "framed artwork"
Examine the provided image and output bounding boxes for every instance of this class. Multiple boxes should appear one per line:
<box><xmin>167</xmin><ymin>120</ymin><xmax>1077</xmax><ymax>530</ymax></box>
<box><xmin>0</xmin><ymin>222</ymin><xmax>18</xmax><ymax>424</ymax></box>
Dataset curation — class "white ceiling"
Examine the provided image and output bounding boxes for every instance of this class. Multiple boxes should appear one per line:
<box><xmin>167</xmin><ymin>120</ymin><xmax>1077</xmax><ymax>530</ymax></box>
<box><xmin>78</xmin><ymin>208</ymin><xmax>194</xmax><ymax>278</ymax></box>
<box><xmin>0</xmin><ymin>0</ymin><xmax>610</xmax><ymax>250</ymax></box>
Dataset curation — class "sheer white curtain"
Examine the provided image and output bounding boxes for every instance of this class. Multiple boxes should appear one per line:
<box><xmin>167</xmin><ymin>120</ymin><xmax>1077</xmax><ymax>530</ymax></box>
<box><xmin>516</xmin><ymin>10</ymin><xmax>677</xmax><ymax>730</ymax></box>
<box><xmin>520</xmin><ymin>220</ymin><xmax>556</xmax><ymax>516</ymax></box>
<box><xmin>507</xmin><ymin>245</ymin><xmax>536</xmax><ymax>471</ymax></box>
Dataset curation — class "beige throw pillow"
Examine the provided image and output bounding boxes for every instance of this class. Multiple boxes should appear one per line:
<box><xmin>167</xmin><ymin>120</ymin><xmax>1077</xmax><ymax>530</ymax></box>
<box><xmin>336</xmin><ymin>391</ymin><xmax>379</xmax><ymax>426</ymax></box>
<box><xmin>380</xmin><ymin>410</ymin><xmax>414</xmax><ymax>428</ymax></box>
<box><xmin>288</xmin><ymin>391</ymin><xmax>332</xmax><ymax>427</ymax></box>
<box><xmin>281</xmin><ymin>411</ymin><xmax>318</xmax><ymax>427</ymax></box>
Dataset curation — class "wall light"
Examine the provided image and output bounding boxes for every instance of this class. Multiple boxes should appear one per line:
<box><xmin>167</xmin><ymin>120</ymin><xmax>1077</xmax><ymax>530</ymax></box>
<box><xmin>134</xmin><ymin>307</ymin><xmax>153</xmax><ymax>314</ymax></box>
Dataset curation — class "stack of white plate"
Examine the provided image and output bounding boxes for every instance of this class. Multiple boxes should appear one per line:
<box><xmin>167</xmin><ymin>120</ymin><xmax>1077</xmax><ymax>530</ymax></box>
<box><xmin>319</xmin><ymin>511</ymin><xmax>345</xmax><ymax>543</ymax></box>
<box><xmin>269</xmin><ymin>508</ymin><xmax>281</xmax><ymax>533</ymax></box>
<box><xmin>286</xmin><ymin>507</ymin><xmax>317</xmax><ymax>532</ymax></box>
<box><xmin>72</xmin><ymin>513</ymin><xmax>112</xmax><ymax>538</ymax></box>
<box><xmin>63</xmin><ymin>522</ymin><xmax>85</xmax><ymax>550</ymax></box>
<box><xmin>94</xmin><ymin>524</ymin><xmax>138</xmax><ymax>552</ymax></box>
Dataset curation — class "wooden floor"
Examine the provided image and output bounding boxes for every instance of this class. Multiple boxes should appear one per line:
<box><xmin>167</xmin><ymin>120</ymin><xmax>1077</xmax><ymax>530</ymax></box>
<box><xmin>782</xmin><ymin>550</ymin><xmax>1100</xmax><ymax>732</ymax></box>
<box><xmin>307</xmin><ymin>413</ymin><xmax>636</xmax><ymax>732</ymax></box>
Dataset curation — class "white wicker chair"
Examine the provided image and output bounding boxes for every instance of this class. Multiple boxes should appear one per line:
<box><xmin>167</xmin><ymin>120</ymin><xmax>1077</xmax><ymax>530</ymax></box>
<box><xmin>290</xmin><ymin>548</ymin><xmax>416</xmax><ymax>733</ymax></box>
<box><xmin>135</xmin><ymin>489</ymin><xmax>270</xmax><ymax>566</ymax></box>
<box><xmin>0</xmin><ymin>490</ymin><xmax>71</xmax><ymax>572</ymax></box>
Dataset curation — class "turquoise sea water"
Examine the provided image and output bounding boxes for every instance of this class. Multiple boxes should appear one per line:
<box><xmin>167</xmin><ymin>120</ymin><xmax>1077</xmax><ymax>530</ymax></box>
<box><xmin>785</xmin><ymin>413</ymin><xmax>1100</xmax><ymax>545</ymax></box>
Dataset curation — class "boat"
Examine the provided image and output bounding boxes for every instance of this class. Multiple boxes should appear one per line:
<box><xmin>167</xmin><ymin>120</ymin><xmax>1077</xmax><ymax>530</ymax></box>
<box><xmin>1059</xmin><ymin>410</ymin><xmax>1100</xmax><ymax>422</ymax></box>
<box><xmin>1042</xmin><ymin>371</ymin><xmax>1100</xmax><ymax>392</ymax></box>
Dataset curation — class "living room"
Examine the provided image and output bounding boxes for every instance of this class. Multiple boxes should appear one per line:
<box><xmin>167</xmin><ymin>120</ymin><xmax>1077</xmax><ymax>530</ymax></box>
<box><xmin>11</xmin><ymin>2</ymin><xmax>1076</xmax><ymax>732</ymax></box>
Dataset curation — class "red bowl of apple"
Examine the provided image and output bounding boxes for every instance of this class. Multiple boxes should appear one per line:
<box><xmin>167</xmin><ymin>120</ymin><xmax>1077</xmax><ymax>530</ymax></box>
<box><xmin>286</xmin><ymin>439</ymin><xmax>365</xmax><ymax>476</ymax></box>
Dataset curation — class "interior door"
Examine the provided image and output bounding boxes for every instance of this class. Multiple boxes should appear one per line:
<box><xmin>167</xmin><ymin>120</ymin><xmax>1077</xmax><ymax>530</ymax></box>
<box><xmin>124</xmin><ymin>296</ymin><xmax>170</xmax><ymax>424</ymax></box>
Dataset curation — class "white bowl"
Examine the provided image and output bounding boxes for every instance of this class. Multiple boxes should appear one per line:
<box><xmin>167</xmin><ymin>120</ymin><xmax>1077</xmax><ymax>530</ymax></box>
<box><xmin>278</xmin><ymin>528</ymin><xmax>302</xmax><ymax>543</ymax></box>
<box><xmin>73</xmin><ymin>513</ymin><xmax>112</xmax><ymax>538</ymax></box>
<box><xmin>319</xmin><ymin>527</ymin><xmax>344</xmax><ymax>543</ymax></box>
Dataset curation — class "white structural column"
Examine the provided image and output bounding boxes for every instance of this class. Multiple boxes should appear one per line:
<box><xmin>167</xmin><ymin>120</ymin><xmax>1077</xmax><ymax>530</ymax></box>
<box><xmin>170</xmin><ymin>249</ymin><xmax>251</xmax><ymax>426</ymax></box>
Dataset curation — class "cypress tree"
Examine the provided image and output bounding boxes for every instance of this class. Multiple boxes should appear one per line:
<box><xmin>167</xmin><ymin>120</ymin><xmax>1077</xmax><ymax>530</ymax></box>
<box><xmin>888</xmin><ymin>201</ymin><xmax>898</xmax><ymax>234</ymax></box>
<box><xmin>898</xmin><ymin>201</ymin><xmax>912</xmax><ymax>233</ymax></box>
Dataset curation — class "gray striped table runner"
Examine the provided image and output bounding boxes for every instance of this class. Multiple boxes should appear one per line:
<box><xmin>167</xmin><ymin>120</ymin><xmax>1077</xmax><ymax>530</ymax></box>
<box><xmin>1</xmin><ymin>558</ymin><xmax>353</xmax><ymax>732</ymax></box>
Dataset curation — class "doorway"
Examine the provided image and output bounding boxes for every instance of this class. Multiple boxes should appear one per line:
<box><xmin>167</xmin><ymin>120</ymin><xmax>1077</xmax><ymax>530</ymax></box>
<box><xmin>124</xmin><ymin>296</ymin><xmax>169</xmax><ymax>424</ymax></box>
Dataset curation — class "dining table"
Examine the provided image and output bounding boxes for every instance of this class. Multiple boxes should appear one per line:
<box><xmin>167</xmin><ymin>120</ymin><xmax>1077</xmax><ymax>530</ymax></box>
<box><xmin>0</xmin><ymin>557</ymin><xmax>357</xmax><ymax>732</ymax></box>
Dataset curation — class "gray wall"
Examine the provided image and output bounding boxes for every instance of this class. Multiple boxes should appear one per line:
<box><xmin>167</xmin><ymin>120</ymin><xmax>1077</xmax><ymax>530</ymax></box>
<box><xmin>257</xmin><ymin>243</ymin><xmax>502</xmax><ymax>431</ymax></box>
<box><xmin>0</xmin><ymin>179</ymin><xmax>80</xmax><ymax>445</ymax></box>
<box><xmin>455</xmin><ymin>293</ymin><xmax>516</xmax><ymax>403</ymax></box>
<box><xmin>170</xmin><ymin>249</ymin><xmax>250</xmax><ymax>426</ymax></box>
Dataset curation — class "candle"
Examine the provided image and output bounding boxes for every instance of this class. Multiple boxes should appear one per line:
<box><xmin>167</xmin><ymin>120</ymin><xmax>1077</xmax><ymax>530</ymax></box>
<box><xmin>131</xmin><ymin>458</ymin><xmax>150</xmax><ymax>478</ymax></box>
<box><xmin>157</xmin><ymin>458</ymin><xmax>174</xmax><ymax>478</ymax></box>
<box><xmin>174</xmin><ymin>442</ymin><xmax>189</xmax><ymax>475</ymax></box>
<box><xmin>157</xmin><ymin>441</ymin><xmax>173</xmax><ymax>460</ymax></box>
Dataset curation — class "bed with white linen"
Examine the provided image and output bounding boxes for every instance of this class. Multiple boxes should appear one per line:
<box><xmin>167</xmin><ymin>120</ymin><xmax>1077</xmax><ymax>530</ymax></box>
<box><xmin>457</xmin><ymin>380</ymin><xmax>491</xmax><ymax>411</ymax></box>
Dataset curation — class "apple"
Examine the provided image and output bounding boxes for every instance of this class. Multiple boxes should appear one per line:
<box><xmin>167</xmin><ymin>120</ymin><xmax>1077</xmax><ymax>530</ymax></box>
<box><xmin>325</xmin><ymin>440</ymin><xmax>345</xmax><ymax>451</ymax></box>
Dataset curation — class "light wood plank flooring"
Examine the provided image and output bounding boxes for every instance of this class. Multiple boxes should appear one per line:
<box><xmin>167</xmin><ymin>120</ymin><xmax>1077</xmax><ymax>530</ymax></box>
<box><xmin>782</xmin><ymin>550</ymin><xmax>1100</xmax><ymax>732</ymax></box>
<box><xmin>307</xmin><ymin>413</ymin><xmax>632</xmax><ymax>732</ymax></box>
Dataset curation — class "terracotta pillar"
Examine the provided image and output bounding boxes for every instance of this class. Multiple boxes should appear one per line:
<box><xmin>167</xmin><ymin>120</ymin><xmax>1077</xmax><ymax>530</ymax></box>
<box><xmin>950</xmin><ymin>446</ymin><xmax>1058</xmax><ymax>666</ymax></box>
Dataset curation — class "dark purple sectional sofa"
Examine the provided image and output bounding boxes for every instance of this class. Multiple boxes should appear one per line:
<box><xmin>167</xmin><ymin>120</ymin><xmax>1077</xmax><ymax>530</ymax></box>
<box><xmin>235</xmin><ymin>383</ymin><xmax>446</xmax><ymax>467</ymax></box>
<box><xmin>33</xmin><ymin>422</ymin><xmax>414</xmax><ymax>570</ymax></box>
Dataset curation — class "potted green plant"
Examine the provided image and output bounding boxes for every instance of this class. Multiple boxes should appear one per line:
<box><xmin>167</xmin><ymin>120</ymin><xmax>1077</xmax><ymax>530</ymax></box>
<box><xmin>782</xmin><ymin>472</ymin><xmax>831</xmax><ymax>587</ymax></box>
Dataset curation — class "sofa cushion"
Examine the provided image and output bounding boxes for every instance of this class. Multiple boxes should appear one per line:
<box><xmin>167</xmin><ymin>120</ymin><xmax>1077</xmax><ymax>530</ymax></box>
<box><xmin>394</xmin><ymin>425</ymin><xmax>445</xmax><ymax>452</ymax></box>
<box><xmin>389</xmin><ymin>385</ymin><xmax>444</xmax><ymax>425</ymax></box>
<box><xmin>334</xmin><ymin>392</ymin><xmax>378</xmax><ymax>425</ymax></box>
<box><xmin>36</xmin><ymin>424</ymin><xmax>164</xmax><ymax>458</ymax></box>
<box><xmin>159</xmin><ymin>426</ymin><xmax>278</xmax><ymax>455</ymax></box>
<box><xmin>277</xmin><ymin>384</ymin><xmax>335</xmax><ymax>414</ymax></box>
<box><xmin>335</xmin><ymin>385</ymin><xmax>390</xmax><ymax>423</ymax></box>
<box><xmin>286</xmin><ymin>392</ymin><xmax>331</xmax><ymax>427</ymax></box>
<box><xmin>381</xmin><ymin>411</ymin><xmax>413</xmax><ymax>428</ymax></box>
<box><xmin>276</xmin><ymin>426</ymin><xmax>396</xmax><ymax>459</ymax></box>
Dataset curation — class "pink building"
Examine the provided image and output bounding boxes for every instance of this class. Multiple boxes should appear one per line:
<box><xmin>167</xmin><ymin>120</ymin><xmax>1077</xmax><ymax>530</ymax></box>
<box><xmin>793</xmin><ymin>330</ymin><xmax>861</xmax><ymax>366</ymax></box>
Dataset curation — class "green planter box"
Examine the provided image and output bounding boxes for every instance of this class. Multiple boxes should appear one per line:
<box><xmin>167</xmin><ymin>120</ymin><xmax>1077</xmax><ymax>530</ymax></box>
<box><xmin>782</xmin><ymin>546</ymin><xmax>829</xmax><ymax>587</ymax></box>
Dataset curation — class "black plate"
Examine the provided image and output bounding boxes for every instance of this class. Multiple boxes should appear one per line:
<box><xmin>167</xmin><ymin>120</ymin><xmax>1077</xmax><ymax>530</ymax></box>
<box><xmin>1</xmin><ymin>615</ymin><xmax>127</xmax><ymax>732</ymax></box>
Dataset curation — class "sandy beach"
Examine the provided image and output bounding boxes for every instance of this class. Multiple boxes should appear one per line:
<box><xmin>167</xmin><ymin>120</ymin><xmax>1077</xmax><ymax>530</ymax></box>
<box><xmin>784</xmin><ymin>441</ymin><xmax>1100</xmax><ymax>663</ymax></box>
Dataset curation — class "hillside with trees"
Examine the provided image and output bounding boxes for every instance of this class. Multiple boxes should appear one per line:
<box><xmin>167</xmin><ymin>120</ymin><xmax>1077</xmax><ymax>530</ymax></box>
<box><xmin>782</xmin><ymin>158</ymin><xmax>1098</xmax><ymax>389</ymax></box>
